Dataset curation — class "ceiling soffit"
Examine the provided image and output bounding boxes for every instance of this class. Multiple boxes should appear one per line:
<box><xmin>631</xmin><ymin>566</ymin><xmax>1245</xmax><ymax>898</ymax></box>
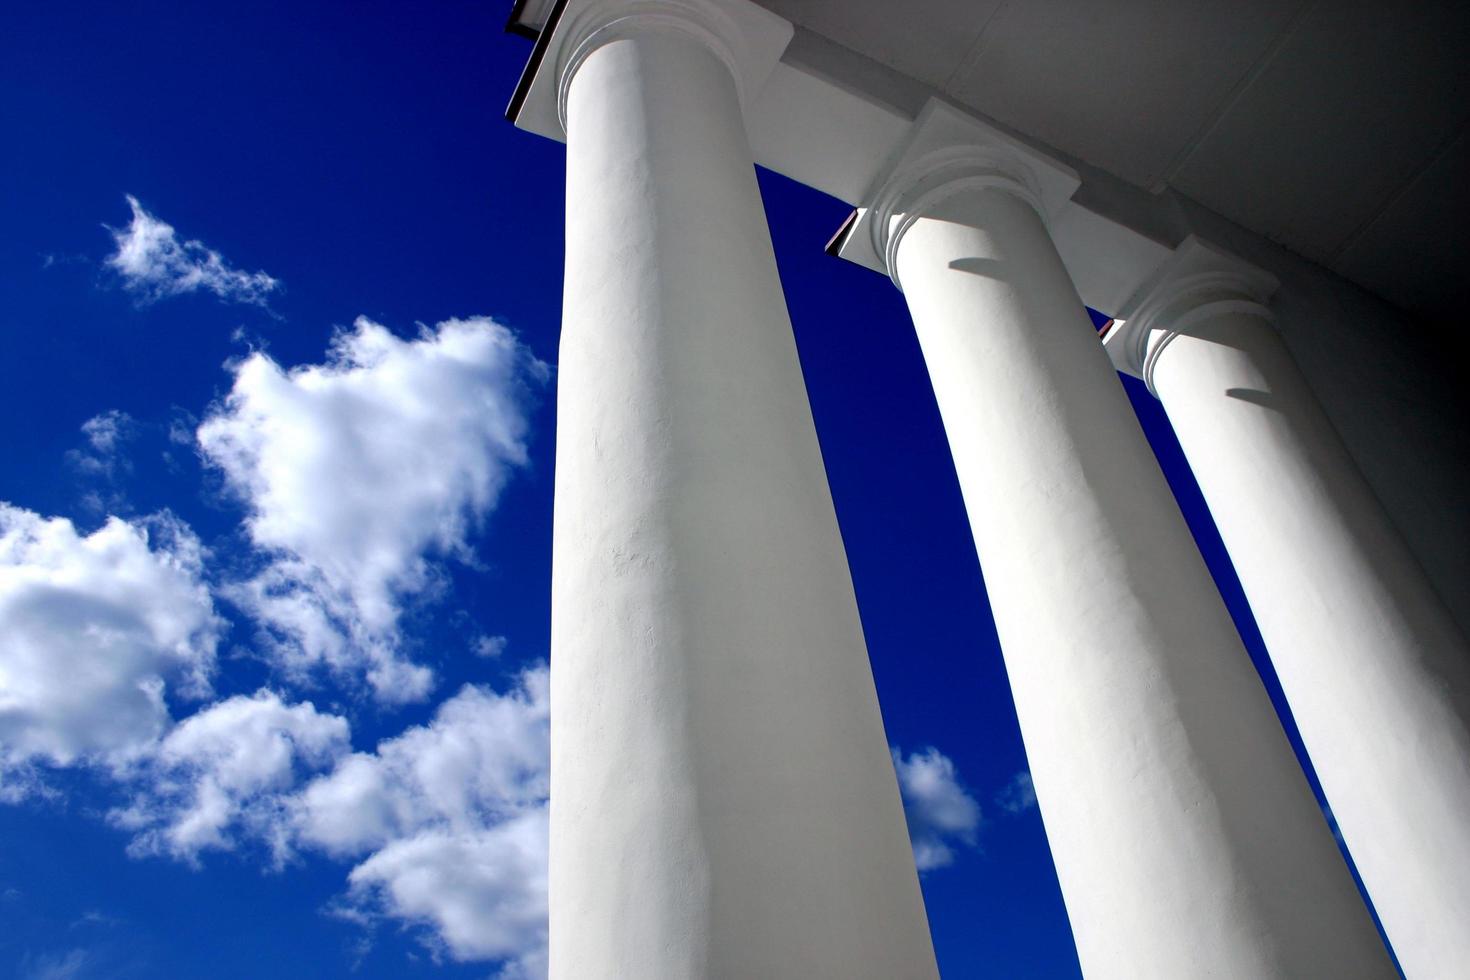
<box><xmin>749</xmin><ymin>0</ymin><xmax>1470</xmax><ymax>323</ymax></box>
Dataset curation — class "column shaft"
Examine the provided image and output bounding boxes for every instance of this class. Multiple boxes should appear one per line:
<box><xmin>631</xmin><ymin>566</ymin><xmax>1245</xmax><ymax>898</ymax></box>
<box><xmin>549</xmin><ymin>27</ymin><xmax>937</xmax><ymax>978</ymax></box>
<box><xmin>1146</xmin><ymin>310</ymin><xmax>1470</xmax><ymax>979</ymax></box>
<box><xmin>893</xmin><ymin>188</ymin><xmax>1393</xmax><ymax>978</ymax></box>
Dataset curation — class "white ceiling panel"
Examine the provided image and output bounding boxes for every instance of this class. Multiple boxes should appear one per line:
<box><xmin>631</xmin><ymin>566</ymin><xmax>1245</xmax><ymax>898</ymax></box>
<box><xmin>1170</xmin><ymin>1</ymin><xmax>1470</xmax><ymax>263</ymax></box>
<box><xmin>745</xmin><ymin>0</ymin><xmax>1470</xmax><ymax>322</ymax></box>
<box><xmin>762</xmin><ymin>0</ymin><xmax>1002</xmax><ymax>88</ymax></box>
<box><xmin>1333</xmin><ymin>126</ymin><xmax>1469</xmax><ymax>323</ymax></box>
<box><xmin>947</xmin><ymin>0</ymin><xmax>1306</xmax><ymax>189</ymax></box>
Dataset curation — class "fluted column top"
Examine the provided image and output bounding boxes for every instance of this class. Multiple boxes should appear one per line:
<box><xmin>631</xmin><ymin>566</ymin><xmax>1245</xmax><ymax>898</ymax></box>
<box><xmin>835</xmin><ymin>99</ymin><xmax>1080</xmax><ymax>291</ymax></box>
<box><xmin>1105</xmin><ymin>236</ymin><xmax>1279</xmax><ymax>391</ymax></box>
<box><xmin>510</xmin><ymin>0</ymin><xmax>792</xmax><ymax>143</ymax></box>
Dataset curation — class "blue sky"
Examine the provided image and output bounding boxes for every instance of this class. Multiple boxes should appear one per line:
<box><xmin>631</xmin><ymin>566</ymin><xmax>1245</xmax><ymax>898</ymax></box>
<box><xmin>0</xmin><ymin>2</ymin><xmax>1377</xmax><ymax>977</ymax></box>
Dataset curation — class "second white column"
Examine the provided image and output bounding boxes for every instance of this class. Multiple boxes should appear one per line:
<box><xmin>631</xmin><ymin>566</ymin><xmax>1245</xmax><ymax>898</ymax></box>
<box><xmin>548</xmin><ymin>3</ymin><xmax>937</xmax><ymax>977</ymax></box>
<box><xmin>873</xmin><ymin>114</ymin><xmax>1394</xmax><ymax>978</ymax></box>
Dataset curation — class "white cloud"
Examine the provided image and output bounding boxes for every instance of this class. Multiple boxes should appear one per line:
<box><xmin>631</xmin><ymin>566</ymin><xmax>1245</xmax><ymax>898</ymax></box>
<box><xmin>0</xmin><ymin>504</ymin><xmax>222</xmax><ymax>786</ymax></box>
<box><xmin>197</xmin><ymin>317</ymin><xmax>545</xmax><ymax>702</ymax></box>
<box><xmin>18</xmin><ymin>948</ymin><xmax>92</xmax><ymax>980</ymax></box>
<box><xmin>107</xmin><ymin>665</ymin><xmax>550</xmax><ymax>973</ymax></box>
<box><xmin>296</xmin><ymin>666</ymin><xmax>549</xmax><ymax>974</ymax></box>
<box><xmin>166</xmin><ymin>411</ymin><xmax>197</xmax><ymax>448</ymax></box>
<box><xmin>293</xmin><ymin>668</ymin><xmax>549</xmax><ymax>856</ymax></box>
<box><xmin>342</xmin><ymin>813</ymin><xmax>548</xmax><ymax>973</ymax></box>
<box><xmin>996</xmin><ymin>770</ymin><xmax>1037</xmax><ymax>815</ymax></box>
<box><xmin>66</xmin><ymin>411</ymin><xmax>136</xmax><ymax>486</ymax></box>
<box><xmin>112</xmin><ymin>690</ymin><xmax>349</xmax><ymax>865</ymax></box>
<box><xmin>893</xmin><ymin>746</ymin><xmax>981</xmax><ymax>872</ymax></box>
<box><xmin>105</xmin><ymin>195</ymin><xmax>278</xmax><ymax>307</ymax></box>
<box><xmin>81</xmin><ymin>411</ymin><xmax>133</xmax><ymax>455</ymax></box>
<box><xmin>473</xmin><ymin>635</ymin><xmax>508</xmax><ymax>659</ymax></box>
<box><xmin>0</xmin><ymin>764</ymin><xmax>54</xmax><ymax>805</ymax></box>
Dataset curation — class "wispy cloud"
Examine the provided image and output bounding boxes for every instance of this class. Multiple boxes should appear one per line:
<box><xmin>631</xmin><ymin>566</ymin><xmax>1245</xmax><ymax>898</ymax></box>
<box><xmin>80</xmin><ymin>411</ymin><xmax>133</xmax><ymax>456</ymax></box>
<box><xmin>473</xmin><ymin>635</ymin><xmax>508</xmax><ymax>659</ymax></box>
<box><xmin>197</xmin><ymin>316</ymin><xmax>546</xmax><ymax>703</ymax></box>
<box><xmin>65</xmin><ymin>412</ymin><xmax>137</xmax><ymax>504</ymax></box>
<box><xmin>995</xmin><ymin>770</ymin><xmax>1037</xmax><ymax>815</ymax></box>
<box><xmin>105</xmin><ymin>195</ymin><xmax>278</xmax><ymax>308</ymax></box>
<box><xmin>18</xmin><ymin>948</ymin><xmax>93</xmax><ymax>980</ymax></box>
<box><xmin>893</xmin><ymin>746</ymin><xmax>982</xmax><ymax>872</ymax></box>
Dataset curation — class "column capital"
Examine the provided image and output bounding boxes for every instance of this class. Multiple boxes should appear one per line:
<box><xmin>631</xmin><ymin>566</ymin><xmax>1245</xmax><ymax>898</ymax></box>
<box><xmin>511</xmin><ymin>0</ymin><xmax>792</xmax><ymax>143</ymax></box>
<box><xmin>836</xmin><ymin>99</ymin><xmax>1080</xmax><ymax>290</ymax></box>
<box><xmin>1105</xmin><ymin>235</ymin><xmax>1279</xmax><ymax>391</ymax></box>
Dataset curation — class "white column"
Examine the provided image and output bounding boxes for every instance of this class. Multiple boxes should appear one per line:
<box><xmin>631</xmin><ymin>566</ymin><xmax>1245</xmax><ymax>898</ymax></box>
<box><xmin>1109</xmin><ymin>238</ymin><xmax>1470</xmax><ymax>979</ymax></box>
<box><xmin>541</xmin><ymin>2</ymin><xmax>938</xmax><ymax>977</ymax></box>
<box><xmin>855</xmin><ymin>102</ymin><xmax>1394</xmax><ymax>979</ymax></box>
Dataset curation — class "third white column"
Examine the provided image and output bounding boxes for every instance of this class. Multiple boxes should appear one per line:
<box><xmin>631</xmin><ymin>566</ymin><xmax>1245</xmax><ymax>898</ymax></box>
<box><xmin>868</xmin><ymin>106</ymin><xmax>1394</xmax><ymax>979</ymax></box>
<box><xmin>1111</xmin><ymin>238</ymin><xmax>1470</xmax><ymax>979</ymax></box>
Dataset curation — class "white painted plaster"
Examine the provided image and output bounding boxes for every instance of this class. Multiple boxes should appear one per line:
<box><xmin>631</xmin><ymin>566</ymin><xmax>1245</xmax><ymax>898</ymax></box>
<box><xmin>547</xmin><ymin>7</ymin><xmax>938</xmax><ymax>976</ymax></box>
<box><xmin>515</xmin><ymin>0</ymin><xmax>793</xmax><ymax>143</ymax></box>
<box><xmin>838</xmin><ymin>99</ymin><xmax>1081</xmax><ymax>282</ymax></box>
<box><xmin>508</xmin><ymin>6</ymin><xmax>1470</xmax><ymax>972</ymax></box>
<box><xmin>746</xmin><ymin>57</ymin><xmax>912</xmax><ymax>206</ymax></box>
<box><xmin>718</xmin><ymin>41</ymin><xmax>1470</xmax><ymax>640</ymax></box>
<box><xmin>522</xmin><ymin>12</ymin><xmax>1470</xmax><ymax>638</ymax></box>
<box><xmin>1114</xmin><ymin>237</ymin><xmax>1470</xmax><ymax>980</ymax></box>
<box><xmin>1048</xmin><ymin>200</ymin><xmax>1173</xmax><ymax>320</ymax></box>
<box><xmin>880</xmin><ymin>136</ymin><xmax>1395</xmax><ymax>977</ymax></box>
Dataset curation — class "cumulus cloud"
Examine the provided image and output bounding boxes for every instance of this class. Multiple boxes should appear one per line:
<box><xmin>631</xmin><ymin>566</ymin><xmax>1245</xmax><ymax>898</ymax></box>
<box><xmin>342</xmin><ymin>813</ymin><xmax>548</xmax><ymax>974</ymax></box>
<box><xmin>293</xmin><ymin>668</ymin><xmax>549</xmax><ymax>856</ymax></box>
<box><xmin>0</xmin><ymin>504</ymin><xmax>222</xmax><ymax>787</ymax></box>
<box><xmin>996</xmin><ymin>770</ymin><xmax>1037</xmax><ymax>815</ymax></box>
<box><xmin>197</xmin><ymin>317</ymin><xmax>545</xmax><ymax>702</ymax></box>
<box><xmin>295</xmin><ymin>667</ymin><xmax>549</xmax><ymax>973</ymax></box>
<box><xmin>112</xmin><ymin>690</ymin><xmax>349</xmax><ymax>865</ymax></box>
<box><xmin>105</xmin><ymin>195</ymin><xmax>279</xmax><ymax>307</ymax></box>
<box><xmin>109</xmin><ymin>665</ymin><xmax>550</xmax><ymax>971</ymax></box>
<box><xmin>893</xmin><ymin>746</ymin><xmax>982</xmax><ymax>872</ymax></box>
<box><xmin>102</xmin><ymin>664</ymin><xmax>549</xmax><ymax>972</ymax></box>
